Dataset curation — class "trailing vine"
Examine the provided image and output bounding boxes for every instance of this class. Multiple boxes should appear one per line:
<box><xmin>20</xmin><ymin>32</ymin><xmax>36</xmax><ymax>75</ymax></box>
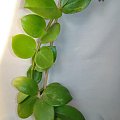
<box><xmin>11</xmin><ymin>0</ymin><xmax>98</xmax><ymax>120</ymax></box>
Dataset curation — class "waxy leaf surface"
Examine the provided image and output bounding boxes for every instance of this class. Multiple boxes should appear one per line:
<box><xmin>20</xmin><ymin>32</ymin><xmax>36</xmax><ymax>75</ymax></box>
<box><xmin>35</xmin><ymin>46</ymin><xmax>54</xmax><ymax>69</ymax></box>
<box><xmin>24</xmin><ymin>0</ymin><xmax>62</xmax><ymax>19</ymax></box>
<box><xmin>17</xmin><ymin>92</ymin><xmax>29</xmax><ymax>104</ymax></box>
<box><xmin>43</xmin><ymin>83</ymin><xmax>72</xmax><ymax>106</ymax></box>
<box><xmin>49</xmin><ymin>46</ymin><xmax>57</xmax><ymax>62</ymax></box>
<box><xmin>27</xmin><ymin>66</ymin><xmax>42</xmax><ymax>83</ymax></box>
<box><xmin>12</xmin><ymin>34</ymin><xmax>36</xmax><ymax>59</ymax></box>
<box><xmin>21</xmin><ymin>14</ymin><xmax>46</xmax><ymax>38</ymax></box>
<box><xmin>13</xmin><ymin>76</ymin><xmax>38</xmax><ymax>95</ymax></box>
<box><xmin>62</xmin><ymin>0</ymin><xmax>91</xmax><ymax>14</ymax></box>
<box><xmin>18</xmin><ymin>96</ymin><xmax>37</xmax><ymax>118</ymax></box>
<box><xmin>55</xmin><ymin>105</ymin><xmax>85</xmax><ymax>120</ymax></box>
<box><xmin>34</xmin><ymin>99</ymin><xmax>54</xmax><ymax>120</ymax></box>
<box><xmin>41</xmin><ymin>23</ymin><xmax>60</xmax><ymax>44</ymax></box>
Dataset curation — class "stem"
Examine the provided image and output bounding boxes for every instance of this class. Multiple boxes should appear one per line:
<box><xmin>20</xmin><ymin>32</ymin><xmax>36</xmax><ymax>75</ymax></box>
<box><xmin>42</xmin><ymin>2</ymin><xmax>60</xmax><ymax>88</ymax></box>
<box><xmin>50</xmin><ymin>42</ymin><xmax>53</xmax><ymax>46</ymax></box>
<box><xmin>49</xmin><ymin>19</ymin><xmax>58</xmax><ymax>46</ymax></box>
<box><xmin>37</xmin><ymin>39</ymin><xmax>41</xmax><ymax>51</ymax></box>
<box><xmin>33</xmin><ymin>0</ymin><xmax>61</xmax><ymax>89</ymax></box>
<box><xmin>58</xmin><ymin>0</ymin><xmax>61</xmax><ymax>8</ymax></box>
<box><xmin>43</xmin><ymin>70</ymin><xmax>49</xmax><ymax>89</ymax></box>
<box><xmin>46</xmin><ymin>19</ymin><xmax>54</xmax><ymax>31</ymax></box>
<box><xmin>31</xmin><ymin>39</ymin><xmax>41</xmax><ymax>78</ymax></box>
<box><xmin>43</xmin><ymin>19</ymin><xmax>55</xmax><ymax>89</ymax></box>
<box><xmin>31</xmin><ymin>53</ymin><xmax>36</xmax><ymax>78</ymax></box>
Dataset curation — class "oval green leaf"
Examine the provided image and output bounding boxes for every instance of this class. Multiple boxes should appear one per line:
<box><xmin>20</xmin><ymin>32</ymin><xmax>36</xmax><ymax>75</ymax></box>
<box><xmin>12</xmin><ymin>34</ymin><xmax>36</xmax><ymax>59</ymax></box>
<box><xmin>33</xmin><ymin>99</ymin><xmax>54</xmax><ymax>120</ymax></box>
<box><xmin>35</xmin><ymin>46</ymin><xmax>54</xmax><ymax>69</ymax></box>
<box><xmin>62</xmin><ymin>0</ymin><xmax>91</xmax><ymax>14</ymax></box>
<box><xmin>12</xmin><ymin>76</ymin><xmax>38</xmax><ymax>95</ymax></box>
<box><xmin>55</xmin><ymin>105</ymin><xmax>85</xmax><ymax>120</ymax></box>
<box><xmin>24</xmin><ymin>0</ymin><xmax>62</xmax><ymax>19</ymax></box>
<box><xmin>42</xmin><ymin>83</ymin><xmax>72</xmax><ymax>106</ymax></box>
<box><xmin>17</xmin><ymin>92</ymin><xmax>29</xmax><ymax>104</ymax></box>
<box><xmin>41</xmin><ymin>23</ymin><xmax>60</xmax><ymax>44</ymax></box>
<box><xmin>18</xmin><ymin>96</ymin><xmax>37</xmax><ymax>118</ymax></box>
<box><xmin>21</xmin><ymin>14</ymin><xmax>46</xmax><ymax>38</ymax></box>
<box><xmin>27</xmin><ymin>66</ymin><xmax>42</xmax><ymax>83</ymax></box>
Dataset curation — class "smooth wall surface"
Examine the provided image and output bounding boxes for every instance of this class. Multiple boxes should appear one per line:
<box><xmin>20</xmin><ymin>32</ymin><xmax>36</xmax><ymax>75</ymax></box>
<box><xmin>0</xmin><ymin>0</ymin><xmax>120</xmax><ymax>120</ymax></box>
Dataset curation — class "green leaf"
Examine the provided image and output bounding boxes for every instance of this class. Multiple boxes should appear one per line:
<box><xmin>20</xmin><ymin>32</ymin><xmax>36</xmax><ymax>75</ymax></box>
<box><xmin>55</xmin><ymin>105</ymin><xmax>85</xmax><ymax>120</ymax></box>
<box><xmin>12</xmin><ymin>76</ymin><xmax>38</xmax><ymax>95</ymax></box>
<box><xmin>27</xmin><ymin>66</ymin><xmax>42</xmax><ymax>83</ymax></box>
<box><xmin>35</xmin><ymin>46</ymin><xmax>54</xmax><ymax>69</ymax></box>
<box><xmin>62</xmin><ymin>0</ymin><xmax>91</xmax><ymax>14</ymax></box>
<box><xmin>55</xmin><ymin>117</ymin><xmax>62</xmax><ymax>120</ymax></box>
<box><xmin>60</xmin><ymin>0</ymin><xmax>69</xmax><ymax>7</ymax></box>
<box><xmin>21</xmin><ymin>14</ymin><xmax>46</xmax><ymax>38</ymax></box>
<box><xmin>41</xmin><ymin>23</ymin><xmax>60</xmax><ymax>44</ymax></box>
<box><xmin>18</xmin><ymin>96</ymin><xmax>37</xmax><ymax>118</ymax></box>
<box><xmin>55</xmin><ymin>116</ymin><xmax>68</xmax><ymax>120</ymax></box>
<box><xmin>42</xmin><ymin>83</ymin><xmax>72</xmax><ymax>106</ymax></box>
<box><xmin>24</xmin><ymin>0</ymin><xmax>62</xmax><ymax>19</ymax></box>
<box><xmin>27</xmin><ymin>66</ymin><xmax>33</xmax><ymax>78</ymax></box>
<box><xmin>31</xmin><ymin>70</ymin><xmax>42</xmax><ymax>83</ymax></box>
<box><xmin>12</xmin><ymin>34</ymin><xmax>36</xmax><ymax>59</ymax></box>
<box><xmin>17</xmin><ymin>92</ymin><xmax>29</xmax><ymax>104</ymax></box>
<box><xmin>49</xmin><ymin>46</ymin><xmax>57</xmax><ymax>62</ymax></box>
<box><xmin>33</xmin><ymin>99</ymin><xmax>54</xmax><ymax>120</ymax></box>
<box><xmin>35</xmin><ymin>65</ymin><xmax>45</xmax><ymax>72</ymax></box>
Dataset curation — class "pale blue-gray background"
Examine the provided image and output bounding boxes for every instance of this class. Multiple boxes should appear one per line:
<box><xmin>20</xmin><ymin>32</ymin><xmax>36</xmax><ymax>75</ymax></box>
<box><xmin>0</xmin><ymin>0</ymin><xmax>120</xmax><ymax>120</ymax></box>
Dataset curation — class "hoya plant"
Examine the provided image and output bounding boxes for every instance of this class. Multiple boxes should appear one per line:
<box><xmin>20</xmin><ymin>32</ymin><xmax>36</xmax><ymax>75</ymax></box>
<box><xmin>11</xmin><ymin>0</ymin><xmax>96</xmax><ymax>120</ymax></box>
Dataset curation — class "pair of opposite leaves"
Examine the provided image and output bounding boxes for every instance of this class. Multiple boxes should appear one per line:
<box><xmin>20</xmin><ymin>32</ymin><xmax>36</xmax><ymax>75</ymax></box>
<box><xmin>12</xmin><ymin>14</ymin><xmax>59</xmax><ymax>70</ymax></box>
<box><xmin>24</xmin><ymin>0</ymin><xmax>91</xmax><ymax>19</ymax></box>
<box><xmin>12</xmin><ymin>36</ymin><xmax>56</xmax><ymax>70</ymax></box>
<box><xmin>13</xmin><ymin>77</ymin><xmax>85</xmax><ymax>120</ymax></box>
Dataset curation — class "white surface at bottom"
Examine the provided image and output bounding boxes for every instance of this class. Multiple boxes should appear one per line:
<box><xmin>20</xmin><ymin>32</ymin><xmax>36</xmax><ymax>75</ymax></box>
<box><xmin>0</xmin><ymin>0</ymin><xmax>120</xmax><ymax>120</ymax></box>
